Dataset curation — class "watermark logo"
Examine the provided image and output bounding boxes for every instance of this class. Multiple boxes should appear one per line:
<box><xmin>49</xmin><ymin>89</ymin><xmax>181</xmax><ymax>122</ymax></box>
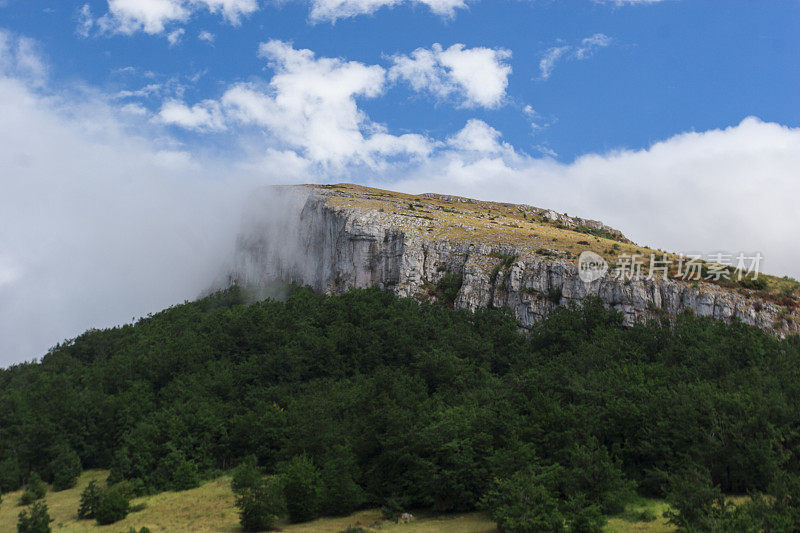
<box><xmin>576</xmin><ymin>250</ymin><xmax>763</xmax><ymax>283</ymax></box>
<box><xmin>578</xmin><ymin>251</ymin><xmax>609</xmax><ymax>283</ymax></box>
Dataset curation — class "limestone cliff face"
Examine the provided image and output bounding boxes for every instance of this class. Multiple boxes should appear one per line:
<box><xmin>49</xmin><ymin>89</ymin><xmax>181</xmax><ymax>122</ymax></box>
<box><xmin>231</xmin><ymin>184</ymin><xmax>799</xmax><ymax>335</ymax></box>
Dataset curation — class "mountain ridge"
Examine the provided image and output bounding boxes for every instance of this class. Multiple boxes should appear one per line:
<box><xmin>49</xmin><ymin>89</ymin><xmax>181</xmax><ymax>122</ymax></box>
<box><xmin>230</xmin><ymin>183</ymin><xmax>800</xmax><ymax>335</ymax></box>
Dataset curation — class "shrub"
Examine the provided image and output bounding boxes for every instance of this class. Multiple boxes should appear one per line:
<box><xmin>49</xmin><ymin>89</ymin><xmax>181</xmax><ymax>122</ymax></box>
<box><xmin>78</xmin><ymin>480</ymin><xmax>103</xmax><ymax>519</ymax></box>
<box><xmin>563</xmin><ymin>495</ymin><xmax>606</xmax><ymax>533</ymax></box>
<box><xmin>49</xmin><ymin>445</ymin><xmax>82</xmax><ymax>491</ymax></box>
<box><xmin>548</xmin><ymin>287</ymin><xmax>563</xmax><ymax>304</ymax></box>
<box><xmin>664</xmin><ymin>468</ymin><xmax>729</xmax><ymax>531</ymax></box>
<box><xmin>111</xmin><ymin>478</ymin><xmax>146</xmax><ymax>499</ymax></box>
<box><xmin>634</xmin><ymin>509</ymin><xmax>657</xmax><ymax>522</ymax></box>
<box><xmin>739</xmin><ymin>277</ymin><xmax>768</xmax><ymax>291</ymax></box>
<box><xmin>17</xmin><ymin>501</ymin><xmax>53</xmax><ymax>533</ymax></box>
<box><xmin>231</xmin><ymin>456</ymin><xmax>262</xmax><ymax>495</ymax></box>
<box><xmin>280</xmin><ymin>455</ymin><xmax>322</xmax><ymax>523</ymax></box>
<box><xmin>19</xmin><ymin>473</ymin><xmax>47</xmax><ymax>506</ymax></box>
<box><xmin>435</xmin><ymin>272</ymin><xmax>463</xmax><ymax>307</ymax></box>
<box><xmin>0</xmin><ymin>457</ymin><xmax>24</xmax><ymax>493</ymax></box>
<box><xmin>711</xmin><ymin>473</ymin><xmax>800</xmax><ymax>532</ymax></box>
<box><xmin>380</xmin><ymin>498</ymin><xmax>404</xmax><ymax>523</ymax></box>
<box><xmin>94</xmin><ymin>489</ymin><xmax>130</xmax><ymax>525</ymax></box>
<box><xmin>171</xmin><ymin>458</ymin><xmax>200</xmax><ymax>491</ymax></box>
<box><xmin>235</xmin><ymin>477</ymin><xmax>284</xmax><ymax>532</ymax></box>
<box><xmin>558</xmin><ymin>440</ymin><xmax>635</xmax><ymax>514</ymax></box>
<box><xmin>156</xmin><ymin>448</ymin><xmax>200</xmax><ymax>491</ymax></box>
<box><xmin>482</xmin><ymin>469</ymin><xmax>565</xmax><ymax>533</ymax></box>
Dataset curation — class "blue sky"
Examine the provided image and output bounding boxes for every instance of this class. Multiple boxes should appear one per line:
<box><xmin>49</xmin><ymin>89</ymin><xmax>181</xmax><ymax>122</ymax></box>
<box><xmin>1</xmin><ymin>0</ymin><xmax>800</xmax><ymax>364</ymax></box>
<box><xmin>2</xmin><ymin>0</ymin><xmax>798</xmax><ymax>160</ymax></box>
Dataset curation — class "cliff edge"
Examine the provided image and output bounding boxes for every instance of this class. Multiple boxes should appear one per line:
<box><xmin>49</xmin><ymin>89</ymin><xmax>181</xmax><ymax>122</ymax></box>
<box><xmin>231</xmin><ymin>184</ymin><xmax>800</xmax><ymax>335</ymax></box>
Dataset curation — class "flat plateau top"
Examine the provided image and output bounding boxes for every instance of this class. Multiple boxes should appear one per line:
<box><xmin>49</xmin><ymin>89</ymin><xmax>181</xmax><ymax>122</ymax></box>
<box><xmin>308</xmin><ymin>183</ymin><xmax>800</xmax><ymax>307</ymax></box>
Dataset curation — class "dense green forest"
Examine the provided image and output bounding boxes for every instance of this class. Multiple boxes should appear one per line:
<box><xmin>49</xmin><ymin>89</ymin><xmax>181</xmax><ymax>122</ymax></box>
<box><xmin>3</xmin><ymin>286</ymin><xmax>800</xmax><ymax>531</ymax></box>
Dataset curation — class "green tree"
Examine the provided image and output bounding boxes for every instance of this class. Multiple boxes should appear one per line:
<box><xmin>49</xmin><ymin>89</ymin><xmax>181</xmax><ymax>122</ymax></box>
<box><xmin>78</xmin><ymin>480</ymin><xmax>102</xmax><ymax>519</ymax></box>
<box><xmin>482</xmin><ymin>468</ymin><xmax>565</xmax><ymax>533</ymax></box>
<box><xmin>94</xmin><ymin>489</ymin><xmax>130</xmax><ymax>525</ymax></box>
<box><xmin>19</xmin><ymin>473</ymin><xmax>47</xmax><ymax>506</ymax></box>
<box><xmin>231</xmin><ymin>456</ymin><xmax>262</xmax><ymax>495</ymax></box>
<box><xmin>171</xmin><ymin>458</ymin><xmax>200</xmax><ymax>491</ymax></box>
<box><xmin>49</xmin><ymin>445</ymin><xmax>82</xmax><ymax>491</ymax></box>
<box><xmin>235</xmin><ymin>477</ymin><xmax>285</xmax><ymax>532</ymax></box>
<box><xmin>664</xmin><ymin>469</ymin><xmax>729</xmax><ymax>531</ymax></box>
<box><xmin>563</xmin><ymin>495</ymin><xmax>606</xmax><ymax>533</ymax></box>
<box><xmin>558</xmin><ymin>440</ymin><xmax>635</xmax><ymax>514</ymax></box>
<box><xmin>17</xmin><ymin>501</ymin><xmax>52</xmax><ymax>533</ymax></box>
<box><xmin>280</xmin><ymin>455</ymin><xmax>322</xmax><ymax>523</ymax></box>
<box><xmin>319</xmin><ymin>446</ymin><xmax>365</xmax><ymax>517</ymax></box>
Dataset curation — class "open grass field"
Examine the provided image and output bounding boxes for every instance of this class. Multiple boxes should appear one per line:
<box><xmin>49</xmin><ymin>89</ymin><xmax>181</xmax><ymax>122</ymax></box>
<box><xmin>0</xmin><ymin>471</ymin><xmax>681</xmax><ymax>533</ymax></box>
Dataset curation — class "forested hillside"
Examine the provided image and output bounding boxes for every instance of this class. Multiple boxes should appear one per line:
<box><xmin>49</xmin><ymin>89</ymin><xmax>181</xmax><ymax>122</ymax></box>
<box><xmin>3</xmin><ymin>287</ymin><xmax>800</xmax><ymax>531</ymax></box>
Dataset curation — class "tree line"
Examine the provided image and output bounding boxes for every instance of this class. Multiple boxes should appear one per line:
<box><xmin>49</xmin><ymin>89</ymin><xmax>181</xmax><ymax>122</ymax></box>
<box><xmin>2</xmin><ymin>286</ymin><xmax>800</xmax><ymax>531</ymax></box>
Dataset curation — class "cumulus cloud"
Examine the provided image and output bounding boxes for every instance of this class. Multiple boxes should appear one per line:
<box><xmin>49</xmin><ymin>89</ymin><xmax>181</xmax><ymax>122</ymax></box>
<box><xmin>159</xmin><ymin>98</ymin><xmax>226</xmax><ymax>130</ymax></box>
<box><xmin>389</xmin><ymin>43</ymin><xmax>512</xmax><ymax>108</ymax></box>
<box><xmin>447</xmin><ymin>119</ymin><xmax>507</xmax><ymax>153</ymax></box>
<box><xmin>164</xmin><ymin>40</ymin><xmax>431</xmax><ymax>168</ymax></box>
<box><xmin>79</xmin><ymin>0</ymin><xmax>664</xmax><ymax>35</ymax></box>
<box><xmin>87</xmin><ymin>0</ymin><xmax>258</xmax><ymax>36</ymax></box>
<box><xmin>539</xmin><ymin>33</ymin><xmax>612</xmax><ymax>79</ymax></box>
<box><xmin>304</xmin><ymin>0</ymin><xmax>471</xmax><ymax>23</ymax></box>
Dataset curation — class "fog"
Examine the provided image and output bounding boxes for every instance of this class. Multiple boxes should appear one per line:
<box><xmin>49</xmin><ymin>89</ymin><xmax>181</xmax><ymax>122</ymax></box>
<box><xmin>0</xmin><ymin>75</ymin><xmax>287</xmax><ymax>366</ymax></box>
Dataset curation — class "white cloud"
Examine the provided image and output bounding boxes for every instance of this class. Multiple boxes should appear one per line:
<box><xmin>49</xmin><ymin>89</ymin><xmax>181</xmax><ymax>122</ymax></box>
<box><xmin>596</xmin><ymin>0</ymin><xmax>667</xmax><ymax>4</ymax></box>
<box><xmin>197</xmin><ymin>0</ymin><xmax>259</xmax><ymax>23</ymax></box>
<box><xmin>539</xmin><ymin>33</ymin><xmax>612</xmax><ymax>79</ymax></box>
<box><xmin>115</xmin><ymin>83</ymin><xmax>163</xmax><ymax>99</ymax></box>
<box><xmin>93</xmin><ymin>0</ymin><xmax>258</xmax><ymax>36</ymax></box>
<box><xmin>392</xmin><ymin>117</ymin><xmax>800</xmax><ymax>280</ymax></box>
<box><xmin>159</xmin><ymin>98</ymin><xmax>227</xmax><ymax>130</ymax></box>
<box><xmin>0</xmin><ymin>80</ymin><xmax>254</xmax><ymax>366</ymax></box>
<box><xmin>198</xmin><ymin>30</ymin><xmax>216</xmax><ymax>43</ymax></box>
<box><xmin>173</xmin><ymin>40</ymin><xmax>432</xmax><ymax>168</ymax></box>
<box><xmin>538</xmin><ymin>45</ymin><xmax>570</xmax><ymax>80</ymax></box>
<box><xmin>389</xmin><ymin>43</ymin><xmax>511</xmax><ymax>108</ymax></box>
<box><xmin>100</xmin><ymin>0</ymin><xmax>189</xmax><ymax>34</ymax></box>
<box><xmin>0</xmin><ymin>37</ymin><xmax>312</xmax><ymax>365</ymax></box>
<box><xmin>447</xmin><ymin>119</ymin><xmax>505</xmax><ymax>153</ymax></box>
<box><xmin>0</xmin><ymin>30</ymin><xmax>47</xmax><ymax>87</ymax></box>
<box><xmin>167</xmin><ymin>27</ymin><xmax>185</xmax><ymax>45</ymax></box>
<box><xmin>305</xmin><ymin>0</ymin><xmax>471</xmax><ymax>22</ymax></box>
<box><xmin>77</xmin><ymin>4</ymin><xmax>94</xmax><ymax>37</ymax></box>
<box><xmin>575</xmin><ymin>33</ymin><xmax>612</xmax><ymax>59</ymax></box>
<box><xmin>0</xmin><ymin>256</ymin><xmax>20</xmax><ymax>288</ymax></box>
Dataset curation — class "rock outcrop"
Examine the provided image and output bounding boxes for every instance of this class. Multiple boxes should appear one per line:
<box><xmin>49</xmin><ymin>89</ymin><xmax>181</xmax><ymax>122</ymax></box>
<box><xmin>231</xmin><ymin>184</ymin><xmax>799</xmax><ymax>335</ymax></box>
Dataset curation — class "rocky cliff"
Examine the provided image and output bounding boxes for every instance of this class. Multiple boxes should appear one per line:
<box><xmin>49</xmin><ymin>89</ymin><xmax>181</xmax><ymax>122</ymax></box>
<box><xmin>231</xmin><ymin>184</ymin><xmax>800</xmax><ymax>335</ymax></box>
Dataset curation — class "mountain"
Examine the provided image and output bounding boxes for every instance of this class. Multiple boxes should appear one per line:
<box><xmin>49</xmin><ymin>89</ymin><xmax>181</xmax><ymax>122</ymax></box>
<box><xmin>230</xmin><ymin>183</ymin><xmax>800</xmax><ymax>335</ymax></box>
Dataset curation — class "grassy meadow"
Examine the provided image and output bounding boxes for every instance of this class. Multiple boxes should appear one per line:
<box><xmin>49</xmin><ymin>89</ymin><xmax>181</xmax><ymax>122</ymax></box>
<box><xmin>0</xmin><ymin>471</ymin><xmax>680</xmax><ymax>533</ymax></box>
